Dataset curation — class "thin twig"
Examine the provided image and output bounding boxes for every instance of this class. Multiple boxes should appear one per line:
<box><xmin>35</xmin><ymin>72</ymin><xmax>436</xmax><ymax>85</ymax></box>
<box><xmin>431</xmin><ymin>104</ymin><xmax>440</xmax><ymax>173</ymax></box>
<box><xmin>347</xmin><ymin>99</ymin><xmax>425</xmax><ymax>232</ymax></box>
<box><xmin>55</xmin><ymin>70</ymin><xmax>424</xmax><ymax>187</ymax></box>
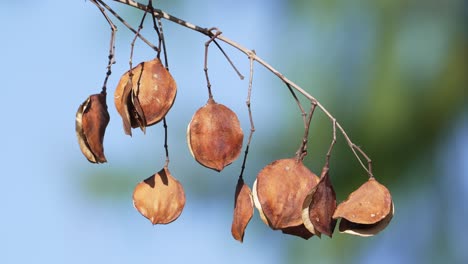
<box><xmin>129</xmin><ymin>6</ymin><xmax>148</xmax><ymax>70</ymax></box>
<box><xmin>325</xmin><ymin>119</ymin><xmax>337</xmax><ymax>165</ymax></box>
<box><xmin>150</xmin><ymin>0</ymin><xmax>172</xmax><ymax>167</ymax></box>
<box><xmin>204</xmin><ymin>29</ymin><xmax>222</xmax><ymax>99</ymax></box>
<box><xmin>163</xmin><ymin>117</ymin><xmax>170</xmax><ymax>167</ymax></box>
<box><xmin>238</xmin><ymin>53</ymin><xmax>256</xmax><ymax>180</ymax></box>
<box><xmin>105</xmin><ymin>0</ymin><xmax>374</xmax><ymax>178</ymax></box>
<box><xmin>90</xmin><ymin>0</ymin><xmax>116</xmax><ymax>95</ymax></box>
<box><xmin>296</xmin><ymin>102</ymin><xmax>317</xmax><ymax>161</ymax></box>
<box><xmin>157</xmin><ymin>18</ymin><xmax>169</xmax><ymax>68</ymax></box>
<box><xmin>147</xmin><ymin>0</ymin><xmax>163</xmax><ymax>60</ymax></box>
<box><xmin>97</xmin><ymin>0</ymin><xmax>158</xmax><ymax>52</ymax></box>
<box><xmin>286</xmin><ymin>83</ymin><xmax>308</xmax><ymax>127</ymax></box>
<box><xmin>212</xmin><ymin>40</ymin><xmax>244</xmax><ymax>80</ymax></box>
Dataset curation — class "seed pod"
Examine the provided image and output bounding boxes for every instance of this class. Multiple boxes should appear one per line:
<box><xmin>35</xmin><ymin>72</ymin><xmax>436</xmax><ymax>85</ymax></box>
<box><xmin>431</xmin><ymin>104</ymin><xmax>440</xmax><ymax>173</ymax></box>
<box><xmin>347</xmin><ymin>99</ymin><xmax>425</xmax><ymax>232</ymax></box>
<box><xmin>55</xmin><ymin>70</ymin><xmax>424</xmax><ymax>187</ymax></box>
<box><xmin>254</xmin><ymin>178</ymin><xmax>315</xmax><ymax>240</ymax></box>
<box><xmin>187</xmin><ymin>98</ymin><xmax>244</xmax><ymax>172</ymax></box>
<box><xmin>332</xmin><ymin>177</ymin><xmax>393</xmax><ymax>237</ymax></box>
<box><xmin>252</xmin><ymin>179</ymin><xmax>269</xmax><ymax>226</ymax></box>
<box><xmin>114</xmin><ymin>58</ymin><xmax>177</xmax><ymax>135</ymax></box>
<box><xmin>133</xmin><ymin>167</ymin><xmax>186</xmax><ymax>225</ymax></box>
<box><xmin>255</xmin><ymin>158</ymin><xmax>320</xmax><ymax>230</ymax></box>
<box><xmin>281</xmin><ymin>224</ymin><xmax>315</xmax><ymax>240</ymax></box>
<box><xmin>231</xmin><ymin>178</ymin><xmax>254</xmax><ymax>242</ymax></box>
<box><xmin>302</xmin><ymin>165</ymin><xmax>337</xmax><ymax>237</ymax></box>
<box><xmin>75</xmin><ymin>92</ymin><xmax>110</xmax><ymax>163</ymax></box>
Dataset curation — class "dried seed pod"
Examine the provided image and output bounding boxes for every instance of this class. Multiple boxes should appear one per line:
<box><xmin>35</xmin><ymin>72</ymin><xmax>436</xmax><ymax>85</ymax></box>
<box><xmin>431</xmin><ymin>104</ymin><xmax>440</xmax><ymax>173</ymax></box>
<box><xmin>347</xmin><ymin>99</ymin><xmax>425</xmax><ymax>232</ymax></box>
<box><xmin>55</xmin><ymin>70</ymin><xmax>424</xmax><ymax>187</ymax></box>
<box><xmin>187</xmin><ymin>98</ymin><xmax>244</xmax><ymax>171</ymax></box>
<box><xmin>114</xmin><ymin>58</ymin><xmax>177</xmax><ymax>135</ymax></box>
<box><xmin>252</xmin><ymin>179</ymin><xmax>269</xmax><ymax>226</ymax></box>
<box><xmin>302</xmin><ymin>165</ymin><xmax>337</xmax><ymax>237</ymax></box>
<box><xmin>75</xmin><ymin>92</ymin><xmax>110</xmax><ymax>163</ymax></box>
<box><xmin>254</xmin><ymin>178</ymin><xmax>315</xmax><ymax>240</ymax></box>
<box><xmin>281</xmin><ymin>224</ymin><xmax>315</xmax><ymax>240</ymax></box>
<box><xmin>231</xmin><ymin>178</ymin><xmax>254</xmax><ymax>242</ymax></box>
<box><xmin>133</xmin><ymin>167</ymin><xmax>186</xmax><ymax>225</ymax></box>
<box><xmin>255</xmin><ymin>158</ymin><xmax>320</xmax><ymax>230</ymax></box>
<box><xmin>333</xmin><ymin>177</ymin><xmax>393</xmax><ymax>237</ymax></box>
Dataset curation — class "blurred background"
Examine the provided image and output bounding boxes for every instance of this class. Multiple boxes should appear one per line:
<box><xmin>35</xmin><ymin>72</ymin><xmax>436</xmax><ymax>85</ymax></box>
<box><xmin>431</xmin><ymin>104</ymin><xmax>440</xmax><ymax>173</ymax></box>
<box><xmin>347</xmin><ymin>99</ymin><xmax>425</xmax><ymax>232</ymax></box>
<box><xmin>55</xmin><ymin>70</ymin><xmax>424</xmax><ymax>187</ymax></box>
<box><xmin>0</xmin><ymin>0</ymin><xmax>466</xmax><ymax>263</ymax></box>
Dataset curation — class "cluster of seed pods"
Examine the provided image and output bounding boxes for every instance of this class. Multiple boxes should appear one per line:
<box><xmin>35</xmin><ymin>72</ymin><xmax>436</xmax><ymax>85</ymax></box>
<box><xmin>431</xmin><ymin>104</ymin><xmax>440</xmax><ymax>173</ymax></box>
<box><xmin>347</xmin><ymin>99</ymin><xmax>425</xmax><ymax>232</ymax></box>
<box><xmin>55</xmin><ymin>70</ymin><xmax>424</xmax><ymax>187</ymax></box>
<box><xmin>76</xmin><ymin>1</ymin><xmax>393</xmax><ymax>242</ymax></box>
<box><xmin>252</xmin><ymin>159</ymin><xmax>393</xmax><ymax>240</ymax></box>
<box><xmin>76</xmin><ymin>55</ymin><xmax>393</xmax><ymax>242</ymax></box>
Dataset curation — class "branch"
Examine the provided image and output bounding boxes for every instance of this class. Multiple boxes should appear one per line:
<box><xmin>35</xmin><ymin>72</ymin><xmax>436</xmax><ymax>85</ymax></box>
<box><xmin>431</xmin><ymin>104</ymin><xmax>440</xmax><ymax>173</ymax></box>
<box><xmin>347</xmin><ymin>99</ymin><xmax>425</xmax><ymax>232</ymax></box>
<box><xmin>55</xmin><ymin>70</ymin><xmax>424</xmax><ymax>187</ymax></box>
<box><xmin>107</xmin><ymin>0</ymin><xmax>373</xmax><ymax>178</ymax></box>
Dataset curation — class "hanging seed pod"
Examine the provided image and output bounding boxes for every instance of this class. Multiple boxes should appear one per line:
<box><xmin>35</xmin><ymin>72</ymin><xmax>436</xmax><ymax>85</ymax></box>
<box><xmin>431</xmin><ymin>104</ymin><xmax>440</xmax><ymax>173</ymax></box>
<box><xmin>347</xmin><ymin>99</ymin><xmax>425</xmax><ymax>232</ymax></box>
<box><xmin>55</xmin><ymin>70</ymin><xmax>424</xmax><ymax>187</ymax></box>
<box><xmin>75</xmin><ymin>92</ymin><xmax>110</xmax><ymax>163</ymax></box>
<box><xmin>231</xmin><ymin>178</ymin><xmax>254</xmax><ymax>242</ymax></box>
<box><xmin>254</xmin><ymin>177</ymin><xmax>315</xmax><ymax>240</ymax></box>
<box><xmin>255</xmin><ymin>158</ymin><xmax>320</xmax><ymax>230</ymax></box>
<box><xmin>133</xmin><ymin>167</ymin><xmax>186</xmax><ymax>225</ymax></box>
<box><xmin>187</xmin><ymin>98</ymin><xmax>244</xmax><ymax>172</ymax></box>
<box><xmin>332</xmin><ymin>177</ymin><xmax>393</xmax><ymax>237</ymax></box>
<box><xmin>302</xmin><ymin>165</ymin><xmax>337</xmax><ymax>237</ymax></box>
<box><xmin>281</xmin><ymin>224</ymin><xmax>315</xmax><ymax>240</ymax></box>
<box><xmin>252</xmin><ymin>179</ymin><xmax>269</xmax><ymax>226</ymax></box>
<box><xmin>114</xmin><ymin>58</ymin><xmax>177</xmax><ymax>135</ymax></box>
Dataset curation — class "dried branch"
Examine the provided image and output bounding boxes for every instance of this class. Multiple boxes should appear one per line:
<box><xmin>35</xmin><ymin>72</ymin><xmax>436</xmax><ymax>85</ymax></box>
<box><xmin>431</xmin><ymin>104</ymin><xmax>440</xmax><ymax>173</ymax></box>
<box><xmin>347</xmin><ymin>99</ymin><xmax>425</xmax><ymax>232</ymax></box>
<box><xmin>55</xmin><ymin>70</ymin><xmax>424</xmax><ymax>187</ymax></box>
<box><xmin>296</xmin><ymin>102</ymin><xmax>317</xmax><ymax>161</ymax></box>
<box><xmin>238</xmin><ymin>54</ymin><xmax>256</xmax><ymax>180</ymax></box>
<box><xmin>104</xmin><ymin>0</ymin><xmax>374</xmax><ymax>178</ymax></box>
<box><xmin>90</xmin><ymin>0</ymin><xmax>116</xmax><ymax>94</ymax></box>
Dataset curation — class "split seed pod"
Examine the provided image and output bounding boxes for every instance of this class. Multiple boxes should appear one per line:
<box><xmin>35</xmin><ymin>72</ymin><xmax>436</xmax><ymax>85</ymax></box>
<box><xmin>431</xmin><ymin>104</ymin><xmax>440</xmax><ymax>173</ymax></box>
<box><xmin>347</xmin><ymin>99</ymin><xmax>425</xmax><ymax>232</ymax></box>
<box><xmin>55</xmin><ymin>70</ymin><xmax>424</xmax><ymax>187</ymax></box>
<box><xmin>114</xmin><ymin>58</ymin><xmax>177</xmax><ymax>135</ymax></box>
<box><xmin>280</xmin><ymin>224</ymin><xmax>316</xmax><ymax>240</ymax></box>
<box><xmin>133</xmin><ymin>167</ymin><xmax>186</xmax><ymax>225</ymax></box>
<box><xmin>253</xmin><ymin>179</ymin><xmax>315</xmax><ymax>239</ymax></box>
<box><xmin>187</xmin><ymin>98</ymin><xmax>244</xmax><ymax>171</ymax></box>
<box><xmin>255</xmin><ymin>158</ymin><xmax>320</xmax><ymax>232</ymax></box>
<box><xmin>302</xmin><ymin>165</ymin><xmax>337</xmax><ymax>237</ymax></box>
<box><xmin>76</xmin><ymin>92</ymin><xmax>110</xmax><ymax>163</ymax></box>
<box><xmin>332</xmin><ymin>177</ymin><xmax>393</xmax><ymax>237</ymax></box>
<box><xmin>231</xmin><ymin>178</ymin><xmax>254</xmax><ymax>242</ymax></box>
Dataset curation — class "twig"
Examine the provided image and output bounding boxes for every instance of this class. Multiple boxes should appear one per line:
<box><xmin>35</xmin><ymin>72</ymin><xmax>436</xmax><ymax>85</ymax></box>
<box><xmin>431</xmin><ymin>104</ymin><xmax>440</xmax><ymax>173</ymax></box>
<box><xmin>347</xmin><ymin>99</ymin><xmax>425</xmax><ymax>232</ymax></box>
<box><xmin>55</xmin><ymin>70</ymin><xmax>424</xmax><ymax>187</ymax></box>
<box><xmin>163</xmin><ymin>117</ymin><xmax>169</xmax><ymax>167</ymax></box>
<box><xmin>296</xmin><ymin>102</ymin><xmax>317</xmax><ymax>161</ymax></box>
<box><xmin>238</xmin><ymin>53</ymin><xmax>256</xmax><ymax>180</ymax></box>
<box><xmin>105</xmin><ymin>0</ymin><xmax>374</xmax><ymax>178</ymax></box>
<box><xmin>97</xmin><ymin>0</ymin><xmax>158</xmax><ymax>52</ymax></box>
<box><xmin>90</xmin><ymin>0</ymin><xmax>116</xmax><ymax>95</ymax></box>
<box><xmin>286</xmin><ymin>83</ymin><xmax>308</xmax><ymax>127</ymax></box>
<box><xmin>325</xmin><ymin>119</ymin><xmax>337</xmax><ymax>165</ymax></box>
<box><xmin>129</xmin><ymin>5</ymin><xmax>148</xmax><ymax>71</ymax></box>
<box><xmin>204</xmin><ymin>29</ymin><xmax>222</xmax><ymax>99</ymax></box>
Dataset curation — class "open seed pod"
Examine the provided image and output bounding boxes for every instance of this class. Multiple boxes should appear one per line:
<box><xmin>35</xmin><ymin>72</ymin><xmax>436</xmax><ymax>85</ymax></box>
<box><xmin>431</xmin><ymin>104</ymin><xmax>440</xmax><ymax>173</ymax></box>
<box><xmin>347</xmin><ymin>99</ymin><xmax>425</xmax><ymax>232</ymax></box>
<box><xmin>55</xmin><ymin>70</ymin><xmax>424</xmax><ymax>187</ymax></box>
<box><xmin>231</xmin><ymin>178</ymin><xmax>254</xmax><ymax>242</ymax></box>
<box><xmin>187</xmin><ymin>98</ymin><xmax>244</xmax><ymax>172</ymax></box>
<box><xmin>253</xmin><ymin>178</ymin><xmax>315</xmax><ymax>240</ymax></box>
<box><xmin>302</xmin><ymin>165</ymin><xmax>337</xmax><ymax>237</ymax></box>
<box><xmin>255</xmin><ymin>158</ymin><xmax>320</xmax><ymax>231</ymax></box>
<box><xmin>332</xmin><ymin>177</ymin><xmax>393</xmax><ymax>237</ymax></box>
<box><xmin>281</xmin><ymin>224</ymin><xmax>315</xmax><ymax>240</ymax></box>
<box><xmin>133</xmin><ymin>167</ymin><xmax>186</xmax><ymax>225</ymax></box>
<box><xmin>76</xmin><ymin>92</ymin><xmax>110</xmax><ymax>163</ymax></box>
<box><xmin>114</xmin><ymin>58</ymin><xmax>177</xmax><ymax>135</ymax></box>
<box><xmin>252</xmin><ymin>179</ymin><xmax>269</xmax><ymax>226</ymax></box>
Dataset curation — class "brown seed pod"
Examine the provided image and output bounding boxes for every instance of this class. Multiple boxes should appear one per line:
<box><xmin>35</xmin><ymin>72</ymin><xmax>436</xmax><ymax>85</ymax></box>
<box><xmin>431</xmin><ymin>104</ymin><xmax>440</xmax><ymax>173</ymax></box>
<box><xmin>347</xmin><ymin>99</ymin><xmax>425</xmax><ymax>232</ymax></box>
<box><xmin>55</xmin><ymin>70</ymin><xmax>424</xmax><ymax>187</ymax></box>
<box><xmin>76</xmin><ymin>92</ymin><xmax>110</xmax><ymax>163</ymax></box>
<box><xmin>332</xmin><ymin>177</ymin><xmax>394</xmax><ymax>237</ymax></box>
<box><xmin>231</xmin><ymin>178</ymin><xmax>254</xmax><ymax>242</ymax></box>
<box><xmin>254</xmin><ymin>178</ymin><xmax>315</xmax><ymax>240</ymax></box>
<box><xmin>255</xmin><ymin>158</ymin><xmax>320</xmax><ymax>230</ymax></box>
<box><xmin>302</xmin><ymin>165</ymin><xmax>337</xmax><ymax>237</ymax></box>
<box><xmin>114</xmin><ymin>58</ymin><xmax>177</xmax><ymax>135</ymax></box>
<box><xmin>281</xmin><ymin>224</ymin><xmax>315</xmax><ymax>240</ymax></box>
<box><xmin>187</xmin><ymin>98</ymin><xmax>244</xmax><ymax>172</ymax></box>
<box><xmin>252</xmin><ymin>179</ymin><xmax>269</xmax><ymax>226</ymax></box>
<box><xmin>133</xmin><ymin>167</ymin><xmax>186</xmax><ymax>225</ymax></box>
